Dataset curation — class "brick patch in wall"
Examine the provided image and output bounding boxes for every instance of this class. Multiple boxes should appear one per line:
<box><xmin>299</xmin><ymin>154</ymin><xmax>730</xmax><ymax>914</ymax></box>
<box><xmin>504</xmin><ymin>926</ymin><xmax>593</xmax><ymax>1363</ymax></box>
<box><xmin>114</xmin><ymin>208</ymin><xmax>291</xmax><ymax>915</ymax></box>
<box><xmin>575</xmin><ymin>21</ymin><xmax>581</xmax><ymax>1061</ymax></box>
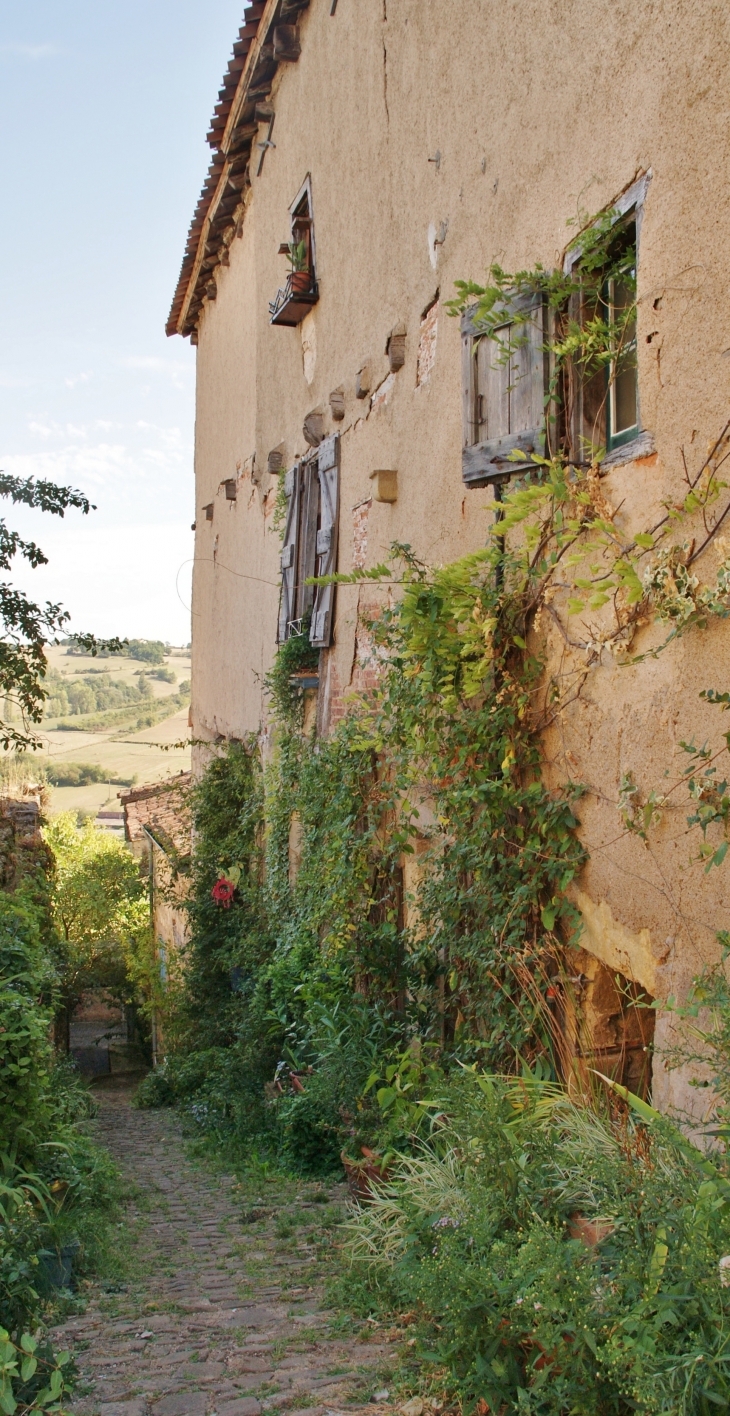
<box><xmin>324</xmin><ymin>595</ymin><xmax>386</xmax><ymax>734</ymax></box>
<box><xmin>350</xmin><ymin>597</ymin><xmax>386</xmax><ymax>695</ymax></box>
<box><xmin>370</xmin><ymin>371</ymin><xmax>396</xmax><ymax>414</ymax></box>
<box><xmin>352</xmin><ymin>497</ymin><xmax>372</xmax><ymax>570</ymax></box>
<box><xmin>416</xmin><ymin>295</ymin><xmax>439</xmax><ymax>386</ymax></box>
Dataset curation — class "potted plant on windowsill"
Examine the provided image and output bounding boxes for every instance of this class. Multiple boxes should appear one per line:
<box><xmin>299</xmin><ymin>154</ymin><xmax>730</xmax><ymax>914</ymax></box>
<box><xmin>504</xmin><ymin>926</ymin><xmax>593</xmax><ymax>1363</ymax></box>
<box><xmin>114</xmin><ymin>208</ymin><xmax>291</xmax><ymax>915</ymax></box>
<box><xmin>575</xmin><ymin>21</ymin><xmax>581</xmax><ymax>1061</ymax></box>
<box><xmin>285</xmin><ymin>237</ymin><xmax>310</xmax><ymax>294</ymax></box>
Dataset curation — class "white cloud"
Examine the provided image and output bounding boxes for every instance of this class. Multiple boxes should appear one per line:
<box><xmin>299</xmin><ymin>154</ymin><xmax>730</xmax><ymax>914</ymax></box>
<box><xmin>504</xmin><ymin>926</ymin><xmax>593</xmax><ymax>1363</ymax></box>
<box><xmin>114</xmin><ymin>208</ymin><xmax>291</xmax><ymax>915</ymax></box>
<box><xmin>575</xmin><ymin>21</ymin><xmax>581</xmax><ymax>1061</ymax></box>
<box><xmin>0</xmin><ymin>422</ymin><xmax>193</xmax><ymax>521</ymax></box>
<box><xmin>64</xmin><ymin>371</ymin><xmax>93</xmax><ymax>388</ymax></box>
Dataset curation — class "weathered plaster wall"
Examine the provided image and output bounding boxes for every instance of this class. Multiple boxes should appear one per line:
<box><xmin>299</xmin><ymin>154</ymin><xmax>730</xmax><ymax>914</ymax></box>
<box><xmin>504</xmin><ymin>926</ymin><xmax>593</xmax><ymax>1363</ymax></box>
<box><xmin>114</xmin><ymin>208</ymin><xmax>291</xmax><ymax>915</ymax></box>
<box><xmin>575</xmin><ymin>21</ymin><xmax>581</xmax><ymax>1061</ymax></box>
<box><xmin>186</xmin><ymin>0</ymin><xmax>730</xmax><ymax>1112</ymax></box>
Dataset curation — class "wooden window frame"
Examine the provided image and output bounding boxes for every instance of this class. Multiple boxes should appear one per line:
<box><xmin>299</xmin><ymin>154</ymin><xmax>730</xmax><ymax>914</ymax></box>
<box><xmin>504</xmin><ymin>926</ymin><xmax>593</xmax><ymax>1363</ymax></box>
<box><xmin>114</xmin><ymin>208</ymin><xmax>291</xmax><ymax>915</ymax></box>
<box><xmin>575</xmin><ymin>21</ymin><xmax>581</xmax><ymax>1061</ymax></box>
<box><xmin>563</xmin><ymin>171</ymin><xmax>651</xmax><ymax>467</ymax></box>
<box><xmin>270</xmin><ymin>174</ymin><xmax>319</xmax><ymax>327</ymax></box>
<box><xmin>290</xmin><ymin>174</ymin><xmax>317</xmax><ymax>281</ymax></box>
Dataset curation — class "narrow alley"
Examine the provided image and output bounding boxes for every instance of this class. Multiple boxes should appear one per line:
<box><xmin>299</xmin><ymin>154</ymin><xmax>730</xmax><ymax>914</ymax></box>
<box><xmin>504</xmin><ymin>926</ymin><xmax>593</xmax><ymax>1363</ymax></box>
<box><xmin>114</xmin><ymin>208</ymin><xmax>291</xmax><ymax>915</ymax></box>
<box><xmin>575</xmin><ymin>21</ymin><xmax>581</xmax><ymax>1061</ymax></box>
<box><xmin>52</xmin><ymin>1086</ymin><xmax>397</xmax><ymax>1416</ymax></box>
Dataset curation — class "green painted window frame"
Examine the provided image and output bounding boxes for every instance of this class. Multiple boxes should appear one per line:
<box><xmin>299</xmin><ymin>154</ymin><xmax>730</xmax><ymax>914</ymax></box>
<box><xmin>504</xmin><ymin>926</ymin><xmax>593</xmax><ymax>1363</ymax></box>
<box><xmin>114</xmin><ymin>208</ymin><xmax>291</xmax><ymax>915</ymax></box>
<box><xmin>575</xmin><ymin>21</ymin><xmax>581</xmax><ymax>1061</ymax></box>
<box><xmin>604</xmin><ymin>235</ymin><xmax>638</xmax><ymax>452</ymax></box>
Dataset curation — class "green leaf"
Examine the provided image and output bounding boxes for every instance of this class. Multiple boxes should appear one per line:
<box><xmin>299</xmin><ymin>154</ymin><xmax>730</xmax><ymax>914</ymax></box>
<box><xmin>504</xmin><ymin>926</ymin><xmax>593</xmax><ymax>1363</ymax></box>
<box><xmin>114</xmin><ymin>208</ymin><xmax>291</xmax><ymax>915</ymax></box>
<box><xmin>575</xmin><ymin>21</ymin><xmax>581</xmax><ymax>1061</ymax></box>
<box><xmin>19</xmin><ymin>1336</ymin><xmax>35</xmax><ymax>1355</ymax></box>
<box><xmin>634</xmin><ymin>533</ymin><xmax>654</xmax><ymax>548</ymax></box>
<box><xmin>20</xmin><ymin>1356</ymin><xmax>37</xmax><ymax>1381</ymax></box>
<box><xmin>541</xmin><ymin>904</ymin><xmax>557</xmax><ymax>931</ymax></box>
<box><xmin>648</xmin><ymin>1228</ymin><xmax>669</xmax><ymax>1292</ymax></box>
<box><xmin>376</xmin><ymin>1087</ymin><xmax>396</xmax><ymax>1110</ymax></box>
<box><xmin>567</xmin><ymin>599</ymin><xmax>585</xmax><ymax>615</ymax></box>
<box><xmin>708</xmin><ymin>840</ymin><xmax>729</xmax><ymax>871</ymax></box>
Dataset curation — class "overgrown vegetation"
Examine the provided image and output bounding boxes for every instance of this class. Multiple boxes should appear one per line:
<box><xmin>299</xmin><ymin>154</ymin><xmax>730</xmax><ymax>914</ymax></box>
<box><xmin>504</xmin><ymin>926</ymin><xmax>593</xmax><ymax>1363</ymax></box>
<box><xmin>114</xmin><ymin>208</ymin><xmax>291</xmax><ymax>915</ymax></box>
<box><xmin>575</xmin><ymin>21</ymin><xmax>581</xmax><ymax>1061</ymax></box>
<box><xmin>0</xmin><ymin>811</ymin><xmax>127</xmax><ymax>1410</ymax></box>
<box><xmin>346</xmin><ymin>1069</ymin><xmax>730</xmax><ymax>1412</ymax></box>
<box><xmin>44</xmin><ymin>813</ymin><xmax>153</xmax><ymax>1045</ymax></box>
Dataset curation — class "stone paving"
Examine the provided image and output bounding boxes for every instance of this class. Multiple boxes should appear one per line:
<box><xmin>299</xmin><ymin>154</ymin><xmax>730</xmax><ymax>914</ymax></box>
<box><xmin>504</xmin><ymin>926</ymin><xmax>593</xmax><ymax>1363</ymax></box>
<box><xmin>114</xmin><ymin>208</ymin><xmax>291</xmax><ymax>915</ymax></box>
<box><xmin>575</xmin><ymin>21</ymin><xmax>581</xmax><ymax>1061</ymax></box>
<box><xmin>51</xmin><ymin>1084</ymin><xmax>399</xmax><ymax>1416</ymax></box>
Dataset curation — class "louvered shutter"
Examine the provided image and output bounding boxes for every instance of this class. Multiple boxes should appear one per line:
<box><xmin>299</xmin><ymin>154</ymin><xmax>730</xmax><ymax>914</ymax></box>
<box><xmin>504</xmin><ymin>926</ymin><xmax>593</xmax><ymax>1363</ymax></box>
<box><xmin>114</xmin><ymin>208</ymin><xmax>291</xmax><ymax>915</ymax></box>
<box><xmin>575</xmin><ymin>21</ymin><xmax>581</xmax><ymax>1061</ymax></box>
<box><xmin>461</xmin><ymin>292</ymin><xmax>548</xmax><ymax>488</ymax></box>
<box><xmin>277</xmin><ymin>461</ymin><xmax>302</xmax><ymax>643</ymax></box>
<box><xmin>309</xmin><ymin>434</ymin><xmax>340</xmax><ymax>648</ymax></box>
<box><xmin>297</xmin><ymin>457</ymin><xmax>320</xmax><ymax>624</ymax></box>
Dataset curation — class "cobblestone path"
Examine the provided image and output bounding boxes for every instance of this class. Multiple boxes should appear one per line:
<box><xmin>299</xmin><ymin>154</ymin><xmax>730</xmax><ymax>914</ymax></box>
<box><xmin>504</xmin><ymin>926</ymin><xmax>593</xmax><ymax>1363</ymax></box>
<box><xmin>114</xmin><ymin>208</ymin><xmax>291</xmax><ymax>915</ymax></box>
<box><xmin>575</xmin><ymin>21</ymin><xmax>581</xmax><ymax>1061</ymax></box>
<box><xmin>51</xmin><ymin>1085</ymin><xmax>397</xmax><ymax>1416</ymax></box>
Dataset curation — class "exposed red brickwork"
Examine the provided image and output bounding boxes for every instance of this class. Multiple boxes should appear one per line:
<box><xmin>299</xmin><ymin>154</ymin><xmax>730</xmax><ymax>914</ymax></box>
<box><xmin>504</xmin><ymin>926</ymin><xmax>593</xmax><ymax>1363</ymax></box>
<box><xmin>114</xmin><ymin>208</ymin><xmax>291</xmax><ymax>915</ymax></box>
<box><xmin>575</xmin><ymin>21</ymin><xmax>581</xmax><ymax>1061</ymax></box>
<box><xmin>416</xmin><ymin>297</ymin><xmax>439</xmax><ymax>386</ymax></box>
<box><xmin>324</xmin><ymin>596</ymin><xmax>387</xmax><ymax>735</ymax></box>
<box><xmin>352</xmin><ymin>497</ymin><xmax>372</xmax><ymax>570</ymax></box>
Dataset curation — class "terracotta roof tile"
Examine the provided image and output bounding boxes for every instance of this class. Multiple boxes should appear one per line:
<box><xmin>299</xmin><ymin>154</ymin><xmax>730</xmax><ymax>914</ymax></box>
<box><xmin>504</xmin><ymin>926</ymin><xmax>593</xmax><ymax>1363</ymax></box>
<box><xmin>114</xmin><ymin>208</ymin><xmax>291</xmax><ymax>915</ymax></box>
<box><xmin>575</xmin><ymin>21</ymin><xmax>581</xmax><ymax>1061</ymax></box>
<box><xmin>167</xmin><ymin>2</ymin><xmax>309</xmax><ymax>339</ymax></box>
<box><xmin>120</xmin><ymin>772</ymin><xmax>192</xmax><ymax>857</ymax></box>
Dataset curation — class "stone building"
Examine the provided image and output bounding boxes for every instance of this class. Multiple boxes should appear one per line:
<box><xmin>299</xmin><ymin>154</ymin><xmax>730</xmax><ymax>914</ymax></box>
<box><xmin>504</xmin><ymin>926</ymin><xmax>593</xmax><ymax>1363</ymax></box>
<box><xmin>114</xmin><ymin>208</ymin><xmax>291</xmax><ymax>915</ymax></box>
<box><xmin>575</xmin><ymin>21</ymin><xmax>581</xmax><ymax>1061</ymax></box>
<box><xmin>168</xmin><ymin>0</ymin><xmax>730</xmax><ymax>1116</ymax></box>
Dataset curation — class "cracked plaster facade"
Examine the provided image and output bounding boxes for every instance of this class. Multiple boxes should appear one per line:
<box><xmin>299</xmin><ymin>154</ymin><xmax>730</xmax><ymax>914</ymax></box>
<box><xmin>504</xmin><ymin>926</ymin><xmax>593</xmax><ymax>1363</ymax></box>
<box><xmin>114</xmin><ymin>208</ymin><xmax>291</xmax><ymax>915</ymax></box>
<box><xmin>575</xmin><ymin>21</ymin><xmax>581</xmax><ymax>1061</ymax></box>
<box><xmin>177</xmin><ymin>0</ymin><xmax>730</xmax><ymax>1119</ymax></box>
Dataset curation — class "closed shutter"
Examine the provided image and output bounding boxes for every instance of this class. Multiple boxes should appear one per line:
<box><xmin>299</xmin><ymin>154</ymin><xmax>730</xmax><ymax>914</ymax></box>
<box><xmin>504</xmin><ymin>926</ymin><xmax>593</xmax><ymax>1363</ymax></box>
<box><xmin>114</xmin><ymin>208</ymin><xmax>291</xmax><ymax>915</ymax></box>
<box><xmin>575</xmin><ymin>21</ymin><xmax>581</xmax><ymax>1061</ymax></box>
<box><xmin>277</xmin><ymin>461</ymin><xmax>302</xmax><ymax>643</ymax></box>
<box><xmin>461</xmin><ymin>291</ymin><xmax>548</xmax><ymax>488</ymax></box>
<box><xmin>309</xmin><ymin>433</ymin><xmax>340</xmax><ymax>648</ymax></box>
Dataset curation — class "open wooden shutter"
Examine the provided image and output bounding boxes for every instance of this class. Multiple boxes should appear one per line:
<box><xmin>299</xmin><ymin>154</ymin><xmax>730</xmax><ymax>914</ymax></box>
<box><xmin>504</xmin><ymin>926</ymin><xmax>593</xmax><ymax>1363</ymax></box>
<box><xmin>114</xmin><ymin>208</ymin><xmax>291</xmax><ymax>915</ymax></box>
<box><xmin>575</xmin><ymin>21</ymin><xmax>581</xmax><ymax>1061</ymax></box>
<box><xmin>310</xmin><ymin>433</ymin><xmax>340</xmax><ymax>648</ymax></box>
<box><xmin>461</xmin><ymin>292</ymin><xmax>548</xmax><ymax>488</ymax></box>
<box><xmin>297</xmin><ymin>457</ymin><xmax>320</xmax><ymax>624</ymax></box>
<box><xmin>277</xmin><ymin>461</ymin><xmax>302</xmax><ymax>643</ymax></box>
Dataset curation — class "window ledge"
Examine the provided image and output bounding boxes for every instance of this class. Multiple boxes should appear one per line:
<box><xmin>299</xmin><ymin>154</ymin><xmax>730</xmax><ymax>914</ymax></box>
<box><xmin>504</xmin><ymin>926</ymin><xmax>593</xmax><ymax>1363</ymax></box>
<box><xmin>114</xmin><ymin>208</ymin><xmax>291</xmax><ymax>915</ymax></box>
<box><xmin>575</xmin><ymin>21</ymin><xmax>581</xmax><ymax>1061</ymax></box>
<box><xmin>600</xmin><ymin>430</ymin><xmax>655</xmax><ymax>470</ymax></box>
<box><xmin>269</xmin><ymin>274</ymin><xmax>319</xmax><ymax>326</ymax></box>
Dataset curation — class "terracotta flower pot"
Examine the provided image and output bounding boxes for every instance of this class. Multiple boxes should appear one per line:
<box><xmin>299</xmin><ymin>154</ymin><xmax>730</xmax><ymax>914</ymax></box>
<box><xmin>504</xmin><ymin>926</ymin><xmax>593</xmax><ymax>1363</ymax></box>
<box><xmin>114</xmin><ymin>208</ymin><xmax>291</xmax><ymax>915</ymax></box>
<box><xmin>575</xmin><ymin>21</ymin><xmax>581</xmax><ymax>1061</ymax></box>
<box><xmin>340</xmin><ymin>1147</ymin><xmax>391</xmax><ymax>1199</ymax></box>
<box><xmin>290</xmin><ymin>269</ymin><xmax>311</xmax><ymax>294</ymax></box>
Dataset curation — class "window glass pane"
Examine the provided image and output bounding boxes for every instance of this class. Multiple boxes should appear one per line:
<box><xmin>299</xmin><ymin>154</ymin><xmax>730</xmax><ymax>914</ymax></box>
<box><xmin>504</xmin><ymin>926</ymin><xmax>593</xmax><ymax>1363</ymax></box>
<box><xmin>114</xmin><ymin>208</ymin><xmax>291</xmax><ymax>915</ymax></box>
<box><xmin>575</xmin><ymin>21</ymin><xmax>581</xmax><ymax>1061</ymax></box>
<box><xmin>613</xmin><ymin>358</ymin><xmax>637</xmax><ymax>435</ymax></box>
<box><xmin>608</xmin><ymin>271</ymin><xmax>638</xmax><ymax>441</ymax></box>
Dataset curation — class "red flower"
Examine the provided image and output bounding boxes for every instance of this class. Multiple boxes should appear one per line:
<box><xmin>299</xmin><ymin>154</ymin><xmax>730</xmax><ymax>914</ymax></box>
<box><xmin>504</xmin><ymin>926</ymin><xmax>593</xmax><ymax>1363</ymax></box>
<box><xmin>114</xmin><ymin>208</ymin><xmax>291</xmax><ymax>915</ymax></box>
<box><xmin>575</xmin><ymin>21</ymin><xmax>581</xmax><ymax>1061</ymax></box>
<box><xmin>212</xmin><ymin>876</ymin><xmax>236</xmax><ymax>908</ymax></box>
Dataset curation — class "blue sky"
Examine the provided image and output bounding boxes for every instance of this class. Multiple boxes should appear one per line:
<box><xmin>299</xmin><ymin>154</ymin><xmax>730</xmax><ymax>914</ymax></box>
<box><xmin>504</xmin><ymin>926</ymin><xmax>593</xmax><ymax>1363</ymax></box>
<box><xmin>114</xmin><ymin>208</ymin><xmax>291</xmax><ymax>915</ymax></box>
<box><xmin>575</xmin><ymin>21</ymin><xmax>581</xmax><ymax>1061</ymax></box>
<box><xmin>0</xmin><ymin>1</ymin><xmax>244</xmax><ymax>643</ymax></box>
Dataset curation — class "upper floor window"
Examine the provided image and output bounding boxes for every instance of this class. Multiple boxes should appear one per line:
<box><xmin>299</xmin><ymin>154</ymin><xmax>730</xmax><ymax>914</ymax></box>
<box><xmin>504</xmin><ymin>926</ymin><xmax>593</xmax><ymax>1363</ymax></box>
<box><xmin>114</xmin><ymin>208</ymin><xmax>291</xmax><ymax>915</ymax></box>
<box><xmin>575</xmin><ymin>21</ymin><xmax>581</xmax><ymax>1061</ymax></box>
<box><xmin>460</xmin><ymin>172</ymin><xmax>649</xmax><ymax>487</ymax></box>
<box><xmin>568</xmin><ymin>217</ymin><xmax>638</xmax><ymax>460</ymax></box>
<box><xmin>605</xmin><ymin>237</ymin><xmax>638</xmax><ymax>450</ymax></box>
<box><xmin>270</xmin><ymin>176</ymin><xmax>320</xmax><ymax>327</ymax></box>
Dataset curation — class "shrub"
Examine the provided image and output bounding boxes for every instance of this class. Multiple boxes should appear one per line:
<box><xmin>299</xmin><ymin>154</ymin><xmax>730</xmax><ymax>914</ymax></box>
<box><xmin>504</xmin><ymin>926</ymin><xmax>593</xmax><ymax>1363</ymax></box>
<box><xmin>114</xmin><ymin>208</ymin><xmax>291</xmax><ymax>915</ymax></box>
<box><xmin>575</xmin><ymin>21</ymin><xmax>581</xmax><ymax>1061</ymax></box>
<box><xmin>347</xmin><ymin>1070</ymin><xmax>730</xmax><ymax>1414</ymax></box>
<box><xmin>0</xmin><ymin>871</ymin><xmax>122</xmax><ymax>1334</ymax></box>
<box><xmin>124</xmin><ymin>639</ymin><xmax>167</xmax><ymax>665</ymax></box>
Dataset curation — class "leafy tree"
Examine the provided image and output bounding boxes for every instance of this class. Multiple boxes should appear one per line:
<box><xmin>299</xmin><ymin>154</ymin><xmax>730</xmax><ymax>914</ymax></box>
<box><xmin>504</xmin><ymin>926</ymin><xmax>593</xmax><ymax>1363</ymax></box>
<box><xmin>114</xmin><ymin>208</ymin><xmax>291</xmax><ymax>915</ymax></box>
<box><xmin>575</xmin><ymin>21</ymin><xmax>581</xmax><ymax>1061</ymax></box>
<box><xmin>43</xmin><ymin>814</ymin><xmax>150</xmax><ymax>1034</ymax></box>
<box><xmin>0</xmin><ymin>472</ymin><xmax>125</xmax><ymax>750</ymax></box>
<box><xmin>123</xmin><ymin>639</ymin><xmax>167</xmax><ymax>665</ymax></box>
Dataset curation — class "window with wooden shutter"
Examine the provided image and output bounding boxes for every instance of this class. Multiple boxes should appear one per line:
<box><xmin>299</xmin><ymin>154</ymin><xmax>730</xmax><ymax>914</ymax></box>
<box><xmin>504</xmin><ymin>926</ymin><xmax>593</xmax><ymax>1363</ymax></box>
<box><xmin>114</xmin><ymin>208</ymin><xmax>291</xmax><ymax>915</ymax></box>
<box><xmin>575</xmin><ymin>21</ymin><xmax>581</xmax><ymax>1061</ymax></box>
<box><xmin>277</xmin><ymin>433</ymin><xmax>340</xmax><ymax>646</ymax></box>
<box><xmin>310</xmin><ymin>434</ymin><xmax>340</xmax><ymax>649</ymax></box>
<box><xmin>461</xmin><ymin>292</ymin><xmax>548</xmax><ymax>488</ymax></box>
